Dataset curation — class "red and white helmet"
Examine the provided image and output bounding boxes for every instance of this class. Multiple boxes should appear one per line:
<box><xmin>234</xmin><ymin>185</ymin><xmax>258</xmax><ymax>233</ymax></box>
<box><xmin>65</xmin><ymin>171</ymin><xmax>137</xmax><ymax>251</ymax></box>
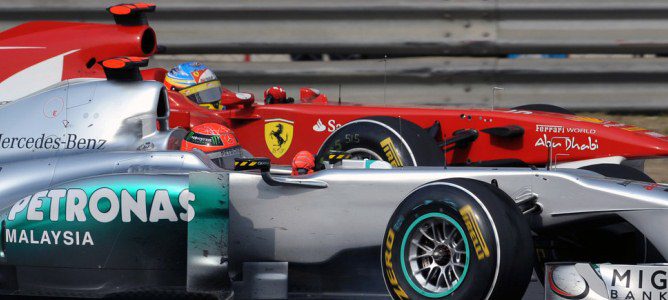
<box><xmin>291</xmin><ymin>150</ymin><xmax>316</xmax><ymax>175</ymax></box>
<box><xmin>181</xmin><ymin>123</ymin><xmax>242</xmax><ymax>169</ymax></box>
<box><xmin>264</xmin><ymin>86</ymin><xmax>293</xmax><ymax>104</ymax></box>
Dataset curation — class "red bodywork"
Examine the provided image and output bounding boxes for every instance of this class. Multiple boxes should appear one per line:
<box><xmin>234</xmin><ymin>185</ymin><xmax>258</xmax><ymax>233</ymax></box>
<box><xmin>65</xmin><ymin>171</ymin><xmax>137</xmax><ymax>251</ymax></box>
<box><xmin>2</xmin><ymin>11</ymin><xmax>668</xmax><ymax>166</ymax></box>
<box><xmin>0</xmin><ymin>14</ymin><xmax>156</xmax><ymax>101</ymax></box>
<box><xmin>0</xmin><ymin>21</ymin><xmax>155</xmax><ymax>79</ymax></box>
<box><xmin>166</xmin><ymin>91</ymin><xmax>668</xmax><ymax>165</ymax></box>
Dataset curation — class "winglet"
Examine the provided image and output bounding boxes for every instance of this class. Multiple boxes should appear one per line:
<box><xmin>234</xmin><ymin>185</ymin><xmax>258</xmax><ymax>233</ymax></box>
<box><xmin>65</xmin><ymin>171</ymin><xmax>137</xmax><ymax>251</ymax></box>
<box><xmin>481</xmin><ymin>125</ymin><xmax>525</xmax><ymax>138</ymax></box>
<box><xmin>107</xmin><ymin>3</ymin><xmax>156</xmax><ymax>26</ymax></box>
<box><xmin>99</xmin><ymin>56</ymin><xmax>149</xmax><ymax>81</ymax></box>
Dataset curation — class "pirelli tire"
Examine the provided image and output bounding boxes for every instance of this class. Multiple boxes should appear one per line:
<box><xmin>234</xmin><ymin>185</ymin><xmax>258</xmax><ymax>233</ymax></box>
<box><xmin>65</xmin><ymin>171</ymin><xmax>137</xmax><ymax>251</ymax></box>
<box><xmin>382</xmin><ymin>178</ymin><xmax>533</xmax><ymax>300</ymax></box>
<box><xmin>316</xmin><ymin>116</ymin><xmax>444</xmax><ymax>167</ymax></box>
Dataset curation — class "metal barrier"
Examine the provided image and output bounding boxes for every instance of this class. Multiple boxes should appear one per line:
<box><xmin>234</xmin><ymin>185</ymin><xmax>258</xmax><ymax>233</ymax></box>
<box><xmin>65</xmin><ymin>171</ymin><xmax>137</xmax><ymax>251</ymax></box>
<box><xmin>3</xmin><ymin>0</ymin><xmax>668</xmax><ymax>111</ymax></box>
<box><xmin>3</xmin><ymin>0</ymin><xmax>668</xmax><ymax>55</ymax></box>
<box><xmin>151</xmin><ymin>57</ymin><xmax>668</xmax><ymax>112</ymax></box>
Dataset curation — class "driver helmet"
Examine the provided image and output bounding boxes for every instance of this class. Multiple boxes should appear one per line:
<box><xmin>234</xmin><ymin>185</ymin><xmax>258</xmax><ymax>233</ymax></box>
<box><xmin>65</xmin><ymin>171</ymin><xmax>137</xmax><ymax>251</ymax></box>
<box><xmin>264</xmin><ymin>86</ymin><xmax>294</xmax><ymax>104</ymax></box>
<box><xmin>165</xmin><ymin>62</ymin><xmax>224</xmax><ymax>110</ymax></box>
<box><xmin>181</xmin><ymin>123</ymin><xmax>242</xmax><ymax>169</ymax></box>
<box><xmin>291</xmin><ymin>150</ymin><xmax>316</xmax><ymax>175</ymax></box>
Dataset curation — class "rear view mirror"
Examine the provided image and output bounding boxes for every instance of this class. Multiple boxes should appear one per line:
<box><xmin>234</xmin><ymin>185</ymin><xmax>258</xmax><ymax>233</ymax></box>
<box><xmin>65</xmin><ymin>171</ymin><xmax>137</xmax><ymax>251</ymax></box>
<box><xmin>299</xmin><ymin>88</ymin><xmax>328</xmax><ymax>104</ymax></box>
<box><xmin>220</xmin><ymin>91</ymin><xmax>254</xmax><ymax>107</ymax></box>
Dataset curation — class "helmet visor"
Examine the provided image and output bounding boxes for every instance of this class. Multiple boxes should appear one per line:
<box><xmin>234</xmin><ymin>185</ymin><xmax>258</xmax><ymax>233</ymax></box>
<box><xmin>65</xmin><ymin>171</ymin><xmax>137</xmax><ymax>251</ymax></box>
<box><xmin>179</xmin><ymin>81</ymin><xmax>223</xmax><ymax>104</ymax></box>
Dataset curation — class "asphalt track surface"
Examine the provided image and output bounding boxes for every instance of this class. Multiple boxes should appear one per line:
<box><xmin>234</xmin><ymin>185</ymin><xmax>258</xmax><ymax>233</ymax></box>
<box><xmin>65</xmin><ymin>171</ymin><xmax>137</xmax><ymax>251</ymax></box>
<box><xmin>6</xmin><ymin>280</ymin><xmax>545</xmax><ymax>300</ymax></box>
<box><xmin>523</xmin><ymin>279</ymin><xmax>546</xmax><ymax>300</ymax></box>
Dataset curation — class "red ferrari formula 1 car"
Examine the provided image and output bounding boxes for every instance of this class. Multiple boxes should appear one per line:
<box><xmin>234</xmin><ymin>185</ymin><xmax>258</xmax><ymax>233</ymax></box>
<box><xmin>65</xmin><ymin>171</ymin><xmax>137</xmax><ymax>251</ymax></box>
<box><xmin>2</xmin><ymin>3</ymin><xmax>667</xmax><ymax>179</ymax></box>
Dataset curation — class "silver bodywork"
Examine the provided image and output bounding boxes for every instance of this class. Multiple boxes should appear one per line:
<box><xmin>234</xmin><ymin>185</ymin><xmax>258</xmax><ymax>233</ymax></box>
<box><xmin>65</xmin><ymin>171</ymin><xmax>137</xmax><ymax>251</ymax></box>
<box><xmin>227</xmin><ymin>167</ymin><xmax>668</xmax><ymax>268</ymax></box>
<box><xmin>0</xmin><ymin>78</ymin><xmax>181</xmax><ymax>163</ymax></box>
<box><xmin>2</xmin><ymin>79</ymin><xmax>668</xmax><ymax>296</ymax></box>
<box><xmin>0</xmin><ymin>78</ymin><xmax>192</xmax><ymax>204</ymax></box>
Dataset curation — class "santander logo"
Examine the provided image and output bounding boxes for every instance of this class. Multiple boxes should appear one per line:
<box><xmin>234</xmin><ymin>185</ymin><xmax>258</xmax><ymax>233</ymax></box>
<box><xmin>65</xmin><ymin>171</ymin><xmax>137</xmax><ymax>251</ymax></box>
<box><xmin>313</xmin><ymin>119</ymin><xmax>326</xmax><ymax>132</ymax></box>
<box><xmin>313</xmin><ymin>119</ymin><xmax>342</xmax><ymax>132</ymax></box>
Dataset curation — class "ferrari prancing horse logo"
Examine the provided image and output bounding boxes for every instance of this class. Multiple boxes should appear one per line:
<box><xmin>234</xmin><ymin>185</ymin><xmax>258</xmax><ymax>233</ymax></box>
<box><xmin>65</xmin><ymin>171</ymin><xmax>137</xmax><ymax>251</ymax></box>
<box><xmin>264</xmin><ymin>118</ymin><xmax>294</xmax><ymax>158</ymax></box>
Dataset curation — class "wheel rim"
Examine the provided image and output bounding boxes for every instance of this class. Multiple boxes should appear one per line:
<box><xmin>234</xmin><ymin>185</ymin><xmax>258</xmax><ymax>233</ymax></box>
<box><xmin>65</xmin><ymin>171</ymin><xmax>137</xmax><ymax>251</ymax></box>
<box><xmin>401</xmin><ymin>212</ymin><xmax>470</xmax><ymax>298</ymax></box>
<box><xmin>346</xmin><ymin>148</ymin><xmax>384</xmax><ymax>161</ymax></box>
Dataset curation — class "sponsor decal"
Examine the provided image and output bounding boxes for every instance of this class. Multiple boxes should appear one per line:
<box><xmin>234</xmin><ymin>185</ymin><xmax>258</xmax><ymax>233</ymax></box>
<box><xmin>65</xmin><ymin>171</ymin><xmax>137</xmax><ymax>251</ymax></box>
<box><xmin>459</xmin><ymin>205</ymin><xmax>490</xmax><ymax>260</ymax></box>
<box><xmin>313</xmin><ymin>119</ymin><xmax>342</xmax><ymax>133</ymax></box>
<box><xmin>536</xmin><ymin>125</ymin><xmax>565</xmax><ymax>133</ymax></box>
<box><xmin>264</xmin><ymin>118</ymin><xmax>294</xmax><ymax>158</ymax></box>
<box><xmin>8</xmin><ymin>188</ymin><xmax>195</xmax><ymax>223</ymax></box>
<box><xmin>5</xmin><ymin>188</ymin><xmax>195</xmax><ymax>247</ymax></box>
<box><xmin>384</xmin><ymin>229</ymin><xmax>410</xmax><ymax>300</ymax></box>
<box><xmin>535</xmin><ymin>134</ymin><xmax>599</xmax><ymax>151</ymax></box>
<box><xmin>5</xmin><ymin>229</ymin><xmax>94</xmax><ymax>246</ymax></box>
<box><xmin>546</xmin><ymin>264</ymin><xmax>668</xmax><ymax>300</ymax></box>
<box><xmin>602</xmin><ymin>265</ymin><xmax>668</xmax><ymax>300</ymax></box>
<box><xmin>568</xmin><ymin>116</ymin><xmax>656</xmax><ymax>134</ymax></box>
<box><xmin>0</xmin><ymin>133</ymin><xmax>106</xmax><ymax>150</ymax></box>
<box><xmin>185</xmin><ymin>131</ymin><xmax>231</xmax><ymax>146</ymax></box>
<box><xmin>380</xmin><ymin>137</ymin><xmax>403</xmax><ymax>167</ymax></box>
<box><xmin>313</xmin><ymin>119</ymin><xmax>326</xmax><ymax>132</ymax></box>
<box><xmin>536</xmin><ymin>125</ymin><xmax>597</xmax><ymax>135</ymax></box>
<box><xmin>566</xmin><ymin>127</ymin><xmax>597</xmax><ymax>134</ymax></box>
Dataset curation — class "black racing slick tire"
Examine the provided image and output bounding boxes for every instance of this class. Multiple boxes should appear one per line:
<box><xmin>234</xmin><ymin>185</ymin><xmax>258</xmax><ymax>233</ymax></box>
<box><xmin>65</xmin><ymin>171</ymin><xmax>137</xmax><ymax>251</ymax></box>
<box><xmin>316</xmin><ymin>117</ymin><xmax>444</xmax><ymax>167</ymax></box>
<box><xmin>580</xmin><ymin>163</ymin><xmax>655</xmax><ymax>183</ymax></box>
<box><xmin>382</xmin><ymin>178</ymin><xmax>533</xmax><ymax>300</ymax></box>
<box><xmin>513</xmin><ymin>104</ymin><xmax>575</xmax><ymax>115</ymax></box>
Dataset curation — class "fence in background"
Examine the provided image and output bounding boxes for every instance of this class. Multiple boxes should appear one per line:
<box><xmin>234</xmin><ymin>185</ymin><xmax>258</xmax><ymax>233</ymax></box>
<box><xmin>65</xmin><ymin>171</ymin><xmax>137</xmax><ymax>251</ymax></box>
<box><xmin>4</xmin><ymin>0</ymin><xmax>668</xmax><ymax>55</ymax></box>
<box><xmin>4</xmin><ymin>0</ymin><xmax>668</xmax><ymax>111</ymax></box>
<box><xmin>150</xmin><ymin>57</ymin><xmax>668</xmax><ymax>111</ymax></box>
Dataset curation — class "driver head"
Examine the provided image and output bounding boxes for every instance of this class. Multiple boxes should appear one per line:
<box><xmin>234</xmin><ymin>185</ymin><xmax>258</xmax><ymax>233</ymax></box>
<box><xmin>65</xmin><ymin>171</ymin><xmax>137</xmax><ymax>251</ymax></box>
<box><xmin>181</xmin><ymin>123</ymin><xmax>243</xmax><ymax>169</ymax></box>
<box><xmin>164</xmin><ymin>62</ymin><xmax>224</xmax><ymax>110</ymax></box>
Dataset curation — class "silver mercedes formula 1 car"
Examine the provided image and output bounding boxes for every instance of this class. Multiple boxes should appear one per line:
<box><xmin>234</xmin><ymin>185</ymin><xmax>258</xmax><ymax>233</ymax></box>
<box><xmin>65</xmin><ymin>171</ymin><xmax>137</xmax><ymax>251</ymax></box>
<box><xmin>0</xmin><ymin>68</ymin><xmax>667</xmax><ymax>300</ymax></box>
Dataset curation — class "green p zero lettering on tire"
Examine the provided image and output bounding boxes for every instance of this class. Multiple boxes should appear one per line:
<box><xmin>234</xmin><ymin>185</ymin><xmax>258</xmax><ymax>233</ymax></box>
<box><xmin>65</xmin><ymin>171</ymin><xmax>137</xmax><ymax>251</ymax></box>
<box><xmin>400</xmin><ymin>212</ymin><xmax>470</xmax><ymax>298</ymax></box>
